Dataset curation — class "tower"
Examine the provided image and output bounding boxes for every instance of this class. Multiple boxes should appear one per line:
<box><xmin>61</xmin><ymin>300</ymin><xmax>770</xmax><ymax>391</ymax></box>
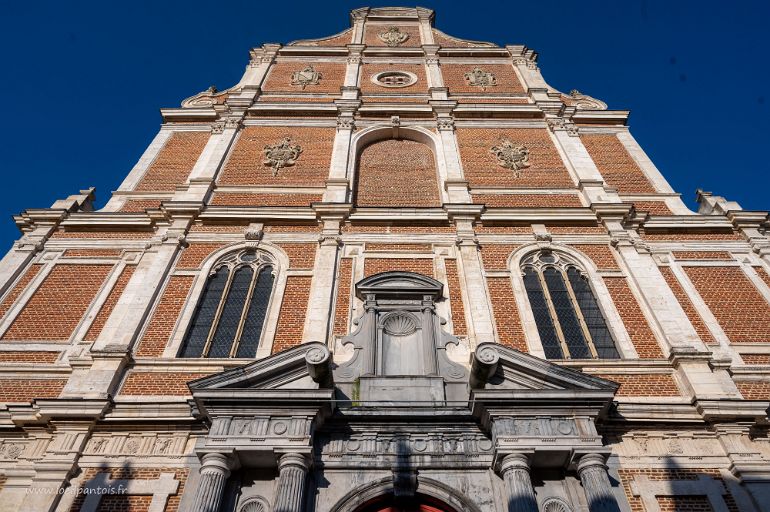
<box><xmin>0</xmin><ymin>6</ymin><xmax>768</xmax><ymax>512</ymax></box>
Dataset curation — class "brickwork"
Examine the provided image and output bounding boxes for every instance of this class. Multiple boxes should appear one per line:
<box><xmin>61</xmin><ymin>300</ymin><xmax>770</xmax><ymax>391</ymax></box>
<box><xmin>641</xmin><ymin>231</ymin><xmax>743</xmax><ymax>241</ymax></box>
<box><xmin>618</xmin><ymin>469</ymin><xmax>739</xmax><ymax>512</ymax></box>
<box><xmin>361</xmin><ymin>96</ymin><xmax>429</xmax><ymax>104</ymax></box>
<box><xmin>580</xmin><ymin>134</ymin><xmax>656</xmax><ymax>194</ymax></box>
<box><xmin>50</xmin><ymin>230</ymin><xmax>153</xmax><ymax>239</ymax></box>
<box><xmin>472</xmin><ymin>193</ymin><xmax>582</xmax><ymax>208</ymax></box>
<box><xmin>69</xmin><ymin>467</ymin><xmax>189</xmax><ymax>512</ymax></box>
<box><xmin>272</xmin><ymin>276</ymin><xmax>312</xmax><ymax>353</ymax></box>
<box><xmin>359</xmin><ymin>63</ymin><xmax>427</xmax><ymax>94</ymax></box>
<box><xmin>333</xmin><ymin>258</ymin><xmax>353</xmax><ymax>336</ymax></box>
<box><xmin>444</xmin><ymin>259</ymin><xmax>467</xmax><ymax>336</ymax></box>
<box><xmin>342</xmin><ymin>223</ymin><xmax>455</xmax><ymax>234</ymax></box>
<box><xmin>736</xmin><ymin>381</ymin><xmax>770</xmax><ymax>399</ymax></box>
<box><xmin>456</xmin><ymin>128</ymin><xmax>575</xmax><ymax>189</ymax></box>
<box><xmin>595</xmin><ymin>373</ymin><xmax>680</xmax><ymax>396</ymax></box>
<box><xmin>0</xmin><ymin>263</ymin><xmax>43</xmax><ymax>320</ymax></box>
<box><xmin>487</xmin><ymin>276</ymin><xmax>527</xmax><ymax>351</ymax></box>
<box><xmin>604</xmin><ymin>277</ymin><xmax>664</xmax><ymax>358</ymax></box>
<box><xmin>366</xmin><ymin>243</ymin><xmax>432</xmax><ymax>252</ymax></box>
<box><xmin>364</xmin><ymin>258</ymin><xmax>435</xmax><ymax>277</ymax></box>
<box><xmin>120</xmin><ymin>371</ymin><xmax>209</xmax><ymax>396</ymax></box>
<box><xmin>257</xmin><ymin>95</ymin><xmax>336</xmax><ymax>103</ymax></box>
<box><xmin>176</xmin><ymin>243</ymin><xmax>227</xmax><ymax>270</ymax></box>
<box><xmin>673</xmin><ymin>251</ymin><xmax>733</xmax><ymax>261</ymax></box>
<box><xmin>0</xmin><ymin>351</ymin><xmax>59</xmax><ymax>363</ymax></box>
<box><xmin>432</xmin><ymin>29</ymin><xmax>489</xmax><ymax>48</ymax></box>
<box><xmin>63</xmin><ymin>249</ymin><xmax>123</xmax><ymax>258</ymax></box>
<box><xmin>312</xmin><ymin>28</ymin><xmax>353</xmax><ymax>46</ymax></box>
<box><xmin>2</xmin><ymin>264</ymin><xmax>113</xmax><ymax>341</ymax></box>
<box><xmin>741</xmin><ymin>354</ymin><xmax>770</xmax><ymax>365</ymax></box>
<box><xmin>754</xmin><ymin>266</ymin><xmax>770</xmax><ymax>291</ymax></box>
<box><xmin>261</xmin><ymin>61</ymin><xmax>346</xmax><ymax>94</ymax></box>
<box><xmin>479</xmin><ymin>244</ymin><xmax>518</xmax><ymax>270</ymax></box>
<box><xmin>657</xmin><ymin>496</ymin><xmax>714</xmax><ymax>512</ymax></box>
<box><xmin>548</xmin><ymin>225</ymin><xmax>607</xmax><ymax>234</ymax></box>
<box><xmin>277</xmin><ymin>243</ymin><xmax>317</xmax><ymax>269</ymax></box>
<box><xmin>0</xmin><ymin>378</ymin><xmax>66</xmax><ymax>402</ymax></box>
<box><xmin>120</xmin><ymin>199</ymin><xmax>163</xmax><ymax>212</ymax></box>
<box><xmin>442</xmin><ymin>63</ymin><xmax>525</xmax><ymax>94</ymax></box>
<box><xmin>135</xmin><ymin>131</ymin><xmax>209</xmax><ymax>192</ymax></box>
<box><xmin>659</xmin><ymin>267</ymin><xmax>715</xmax><ymax>343</ymax></box>
<box><xmin>571</xmin><ymin>244</ymin><xmax>620</xmax><ymax>270</ymax></box>
<box><xmin>209</xmin><ymin>192</ymin><xmax>323</xmax><ymax>206</ymax></box>
<box><xmin>84</xmin><ymin>265</ymin><xmax>137</xmax><ymax>341</ymax></box>
<box><xmin>683</xmin><ymin>266</ymin><xmax>770</xmax><ymax>343</ymax></box>
<box><xmin>475</xmin><ymin>225</ymin><xmax>531</xmax><ymax>235</ymax></box>
<box><xmin>356</xmin><ymin>139</ymin><xmax>441</xmax><ymax>207</ymax></box>
<box><xmin>135</xmin><ymin>276</ymin><xmax>194</xmax><ymax>357</ymax></box>
<box><xmin>633</xmin><ymin>201</ymin><xmax>673</xmax><ymax>215</ymax></box>
<box><xmin>218</xmin><ymin>126</ymin><xmax>334</xmax><ymax>186</ymax></box>
<box><xmin>363</xmin><ymin>24</ymin><xmax>422</xmax><ymax>47</ymax></box>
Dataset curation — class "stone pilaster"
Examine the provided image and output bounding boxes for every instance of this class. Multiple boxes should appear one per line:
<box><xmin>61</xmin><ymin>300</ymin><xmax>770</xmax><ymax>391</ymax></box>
<box><xmin>577</xmin><ymin>453</ymin><xmax>620</xmax><ymax>512</ymax></box>
<box><xmin>192</xmin><ymin>452</ymin><xmax>233</xmax><ymax>512</ymax></box>
<box><xmin>499</xmin><ymin>453</ymin><xmax>538</xmax><ymax>512</ymax></box>
<box><xmin>274</xmin><ymin>453</ymin><xmax>310</xmax><ymax>512</ymax></box>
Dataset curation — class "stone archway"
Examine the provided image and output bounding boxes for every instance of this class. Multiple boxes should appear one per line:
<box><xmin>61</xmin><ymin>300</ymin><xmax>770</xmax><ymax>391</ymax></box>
<box><xmin>355</xmin><ymin>494</ymin><xmax>459</xmax><ymax>512</ymax></box>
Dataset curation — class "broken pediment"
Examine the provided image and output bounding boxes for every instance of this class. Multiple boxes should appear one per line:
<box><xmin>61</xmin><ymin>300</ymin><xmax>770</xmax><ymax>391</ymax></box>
<box><xmin>355</xmin><ymin>271</ymin><xmax>444</xmax><ymax>300</ymax></box>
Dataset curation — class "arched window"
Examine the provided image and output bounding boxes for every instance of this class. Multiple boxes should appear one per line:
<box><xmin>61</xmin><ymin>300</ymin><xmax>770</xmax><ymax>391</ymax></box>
<box><xmin>180</xmin><ymin>250</ymin><xmax>275</xmax><ymax>358</ymax></box>
<box><xmin>521</xmin><ymin>251</ymin><xmax>619</xmax><ymax>360</ymax></box>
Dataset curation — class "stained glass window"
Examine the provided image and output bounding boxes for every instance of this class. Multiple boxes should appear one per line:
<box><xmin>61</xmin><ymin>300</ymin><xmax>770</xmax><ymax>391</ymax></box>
<box><xmin>522</xmin><ymin>251</ymin><xmax>620</xmax><ymax>360</ymax></box>
<box><xmin>180</xmin><ymin>251</ymin><xmax>275</xmax><ymax>358</ymax></box>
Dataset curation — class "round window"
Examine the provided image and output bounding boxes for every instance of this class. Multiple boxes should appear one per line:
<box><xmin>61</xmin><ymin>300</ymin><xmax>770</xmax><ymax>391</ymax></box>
<box><xmin>371</xmin><ymin>71</ymin><xmax>418</xmax><ymax>88</ymax></box>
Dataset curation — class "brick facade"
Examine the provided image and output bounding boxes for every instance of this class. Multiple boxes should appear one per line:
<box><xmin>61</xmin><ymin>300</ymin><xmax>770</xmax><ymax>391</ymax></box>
<box><xmin>271</xmin><ymin>275</ymin><xmax>312</xmax><ymax>353</ymax></box>
<box><xmin>356</xmin><ymin>139</ymin><xmax>441</xmax><ymax>207</ymax></box>
<box><xmin>135</xmin><ymin>131</ymin><xmax>209</xmax><ymax>191</ymax></box>
<box><xmin>603</xmin><ymin>277</ymin><xmax>664</xmax><ymax>358</ymax></box>
<box><xmin>580</xmin><ymin>133</ymin><xmax>656</xmax><ymax>194</ymax></box>
<box><xmin>135</xmin><ymin>275</ymin><xmax>194</xmax><ymax>357</ymax></box>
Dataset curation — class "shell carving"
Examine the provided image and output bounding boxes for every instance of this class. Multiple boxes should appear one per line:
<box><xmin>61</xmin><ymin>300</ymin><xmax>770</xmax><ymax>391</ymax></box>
<box><xmin>383</xmin><ymin>314</ymin><xmax>417</xmax><ymax>336</ymax></box>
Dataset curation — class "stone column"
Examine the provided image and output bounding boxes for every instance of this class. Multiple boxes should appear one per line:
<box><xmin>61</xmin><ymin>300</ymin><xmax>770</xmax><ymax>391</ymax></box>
<box><xmin>577</xmin><ymin>453</ymin><xmax>621</xmax><ymax>512</ymax></box>
<box><xmin>274</xmin><ymin>453</ymin><xmax>310</xmax><ymax>512</ymax></box>
<box><xmin>499</xmin><ymin>453</ymin><xmax>538</xmax><ymax>512</ymax></box>
<box><xmin>192</xmin><ymin>452</ymin><xmax>232</xmax><ymax>512</ymax></box>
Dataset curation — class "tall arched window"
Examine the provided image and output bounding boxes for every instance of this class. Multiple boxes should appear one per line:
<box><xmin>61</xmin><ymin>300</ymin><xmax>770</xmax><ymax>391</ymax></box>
<box><xmin>521</xmin><ymin>251</ymin><xmax>619</xmax><ymax>360</ymax></box>
<box><xmin>180</xmin><ymin>250</ymin><xmax>275</xmax><ymax>358</ymax></box>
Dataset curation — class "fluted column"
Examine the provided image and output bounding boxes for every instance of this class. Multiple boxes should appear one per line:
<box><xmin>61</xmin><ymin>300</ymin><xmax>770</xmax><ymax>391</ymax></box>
<box><xmin>192</xmin><ymin>452</ymin><xmax>232</xmax><ymax>512</ymax></box>
<box><xmin>499</xmin><ymin>453</ymin><xmax>538</xmax><ymax>512</ymax></box>
<box><xmin>274</xmin><ymin>453</ymin><xmax>310</xmax><ymax>512</ymax></box>
<box><xmin>577</xmin><ymin>453</ymin><xmax>621</xmax><ymax>512</ymax></box>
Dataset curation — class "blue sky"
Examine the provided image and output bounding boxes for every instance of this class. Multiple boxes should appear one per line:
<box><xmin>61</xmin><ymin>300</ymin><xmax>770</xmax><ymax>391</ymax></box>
<box><xmin>0</xmin><ymin>1</ymin><xmax>767</xmax><ymax>250</ymax></box>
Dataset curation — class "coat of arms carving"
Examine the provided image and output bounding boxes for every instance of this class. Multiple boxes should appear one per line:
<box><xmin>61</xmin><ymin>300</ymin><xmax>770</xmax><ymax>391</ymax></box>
<box><xmin>263</xmin><ymin>137</ymin><xmax>303</xmax><ymax>176</ymax></box>
<box><xmin>490</xmin><ymin>139</ymin><xmax>530</xmax><ymax>177</ymax></box>
<box><xmin>378</xmin><ymin>26</ymin><xmax>409</xmax><ymax>47</ymax></box>
<box><xmin>464</xmin><ymin>67</ymin><xmax>497</xmax><ymax>90</ymax></box>
<box><xmin>290</xmin><ymin>65</ymin><xmax>322</xmax><ymax>90</ymax></box>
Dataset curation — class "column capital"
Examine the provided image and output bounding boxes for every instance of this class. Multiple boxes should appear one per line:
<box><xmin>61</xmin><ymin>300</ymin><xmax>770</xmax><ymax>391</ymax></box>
<box><xmin>499</xmin><ymin>452</ymin><xmax>531</xmax><ymax>474</ymax></box>
<box><xmin>199</xmin><ymin>451</ymin><xmax>235</xmax><ymax>475</ymax></box>
<box><xmin>576</xmin><ymin>452</ymin><xmax>608</xmax><ymax>473</ymax></box>
<box><xmin>278</xmin><ymin>452</ymin><xmax>310</xmax><ymax>472</ymax></box>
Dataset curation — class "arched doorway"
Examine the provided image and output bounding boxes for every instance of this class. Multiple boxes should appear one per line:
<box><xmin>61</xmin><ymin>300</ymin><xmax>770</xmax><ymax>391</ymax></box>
<box><xmin>355</xmin><ymin>494</ymin><xmax>459</xmax><ymax>512</ymax></box>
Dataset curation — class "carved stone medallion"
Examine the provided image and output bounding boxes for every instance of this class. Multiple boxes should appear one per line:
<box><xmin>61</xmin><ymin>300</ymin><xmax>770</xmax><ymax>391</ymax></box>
<box><xmin>291</xmin><ymin>65</ymin><xmax>322</xmax><ymax>90</ymax></box>
<box><xmin>378</xmin><ymin>26</ymin><xmax>409</xmax><ymax>47</ymax></box>
<box><xmin>263</xmin><ymin>137</ymin><xmax>303</xmax><ymax>176</ymax></box>
<box><xmin>464</xmin><ymin>67</ymin><xmax>497</xmax><ymax>90</ymax></box>
<box><xmin>490</xmin><ymin>139</ymin><xmax>530</xmax><ymax>177</ymax></box>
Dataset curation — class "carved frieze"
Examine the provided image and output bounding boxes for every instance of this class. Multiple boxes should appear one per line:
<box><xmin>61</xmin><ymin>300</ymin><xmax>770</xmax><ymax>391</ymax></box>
<box><xmin>490</xmin><ymin>139</ymin><xmax>530</xmax><ymax>177</ymax></box>
<box><xmin>290</xmin><ymin>65</ymin><xmax>322</xmax><ymax>90</ymax></box>
<box><xmin>378</xmin><ymin>26</ymin><xmax>409</xmax><ymax>47</ymax></box>
<box><xmin>464</xmin><ymin>67</ymin><xmax>497</xmax><ymax>90</ymax></box>
<box><xmin>84</xmin><ymin>434</ymin><xmax>189</xmax><ymax>458</ymax></box>
<box><xmin>317</xmin><ymin>431</ymin><xmax>494</xmax><ymax>460</ymax></box>
<box><xmin>263</xmin><ymin>137</ymin><xmax>303</xmax><ymax>176</ymax></box>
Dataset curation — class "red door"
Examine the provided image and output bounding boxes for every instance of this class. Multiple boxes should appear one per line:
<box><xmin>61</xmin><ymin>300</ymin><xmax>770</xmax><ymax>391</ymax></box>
<box><xmin>359</xmin><ymin>497</ymin><xmax>457</xmax><ymax>512</ymax></box>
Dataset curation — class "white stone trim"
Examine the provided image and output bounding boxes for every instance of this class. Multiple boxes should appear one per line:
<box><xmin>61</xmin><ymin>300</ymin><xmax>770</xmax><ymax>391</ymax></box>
<box><xmin>615</xmin><ymin>130</ymin><xmax>676</xmax><ymax>194</ymax></box>
<box><xmin>79</xmin><ymin>471</ymin><xmax>179</xmax><ymax>512</ymax></box>
<box><xmin>163</xmin><ymin>242</ymin><xmax>290</xmax><ymax>360</ymax></box>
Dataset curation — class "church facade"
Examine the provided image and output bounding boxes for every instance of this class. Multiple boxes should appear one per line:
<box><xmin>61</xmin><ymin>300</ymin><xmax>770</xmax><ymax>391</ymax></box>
<box><xmin>0</xmin><ymin>6</ymin><xmax>768</xmax><ymax>512</ymax></box>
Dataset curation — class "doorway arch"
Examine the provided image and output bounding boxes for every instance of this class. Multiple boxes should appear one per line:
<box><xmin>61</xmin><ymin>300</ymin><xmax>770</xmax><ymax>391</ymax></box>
<box><xmin>330</xmin><ymin>476</ymin><xmax>481</xmax><ymax>512</ymax></box>
<box><xmin>354</xmin><ymin>493</ymin><xmax>458</xmax><ymax>512</ymax></box>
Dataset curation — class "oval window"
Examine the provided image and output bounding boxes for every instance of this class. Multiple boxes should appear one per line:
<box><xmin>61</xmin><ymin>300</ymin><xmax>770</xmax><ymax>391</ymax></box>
<box><xmin>371</xmin><ymin>71</ymin><xmax>417</xmax><ymax>88</ymax></box>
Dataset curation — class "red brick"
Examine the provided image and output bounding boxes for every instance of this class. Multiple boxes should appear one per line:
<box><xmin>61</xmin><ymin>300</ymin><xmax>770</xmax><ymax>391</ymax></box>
<box><xmin>571</xmin><ymin>244</ymin><xmax>620</xmax><ymax>270</ymax></box>
<box><xmin>0</xmin><ymin>351</ymin><xmax>59</xmax><ymax>363</ymax></box>
<box><xmin>262</xmin><ymin>61</ymin><xmax>346</xmax><ymax>94</ymax></box>
<box><xmin>581</xmin><ymin>134</ymin><xmax>656</xmax><ymax>194</ymax></box>
<box><xmin>333</xmin><ymin>258</ymin><xmax>354</xmax><ymax>337</ymax></box>
<box><xmin>480</xmin><ymin>244</ymin><xmax>519</xmax><ymax>270</ymax></box>
<box><xmin>487</xmin><ymin>276</ymin><xmax>527</xmax><ymax>351</ymax></box>
<box><xmin>63</xmin><ymin>249</ymin><xmax>123</xmax><ymax>258</ymax></box>
<box><xmin>272</xmin><ymin>276</ymin><xmax>312</xmax><ymax>353</ymax></box>
<box><xmin>176</xmin><ymin>243</ymin><xmax>227</xmax><ymax>270</ymax></box>
<box><xmin>84</xmin><ymin>265</ymin><xmax>137</xmax><ymax>341</ymax></box>
<box><xmin>0</xmin><ymin>264</ymin><xmax>44</xmax><ymax>320</ymax></box>
<box><xmin>444</xmin><ymin>259</ymin><xmax>467</xmax><ymax>336</ymax></box>
<box><xmin>604</xmin><ymin>277</ymin><xmax>664</xmax><ymax>358</ymax></box>
<box><xmin>136</xmin><ymin>276</ymin><xmax>194</xmax><ymax>357</ymax></box>
<box><xmin>277</xmin><ymin>243</ymin><xmax>317</xmax><ymax>270</ymax></box>
<box><xmin>472</xmin><ymin>193</ymin><xmax>582</xmax><ymax>208</ymax></box>
<box><xmin>363</xmin><ymin>24</ymin><xmax>422</xmax><ymax>47</ymax></box>
<box><xmin>594</xmin><ymin>373</ymin><xmax>680</xmax><ymax>396</ymax></box>
<box><xmin>442</xmin><ymin>63</ymin><xmax>524</xmax><ymax>95</ymax></box>
<box><xmin>2</xmin><ymin>264</ymin><xmax>113</xmax><ymax>341</ymax></box>
<box><xmin>0</xmin><ymin>378</ymin><xmax>66</xmax><ymax>402</ymax></box>
<box><xmin>120</xmin><ymin>371</ymin><xmax>209</xmax><ymax>395</ymax></box>
<box><xmin>659</xmin><ymin>267</ymin><xmax>715</xmax><ymax>343</ymax></box>
<box><xmin>356</xmin><ymin>139</ymin><xmax>441</xmax><ymax>207</ymax></box>
<box><xmin>673</xmin><ymin>251</ymin><xmax>732</xmax><ymax>261</ymax></box>
<box><xmin>135</xmin><ymin>132</ymin><xmax>209</xmax><ymax>192</ymax></box>
<box><xmin>684</xmin><ymin>266</ymin><xmax>770</xmax><ymax>343</ymax></box>
<box><xmin>364</xmin><ymin>258</ymin><xmax>434</xmax><ymax>277</ymax></box>
<box><xmin>209</xmin><ymin>192</ymin><xmax>323</xmax><ymax>207</ymax></box>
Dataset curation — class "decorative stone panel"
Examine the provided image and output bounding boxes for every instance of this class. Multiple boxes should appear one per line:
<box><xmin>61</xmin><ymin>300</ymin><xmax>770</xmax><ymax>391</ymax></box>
<box><xmin>363</xmin><ymin>24</ymin><xmax>421</xmax><ymax>47</ymax></box>
<box><xmin>442</xmin><ymin>63</ymin><xmax>525</xmax><ymax>94</ymax></box>
<box><xmin>261</xmin><ymin>61</ymin><xmax>346</xmax><ymax>94</ymax></box>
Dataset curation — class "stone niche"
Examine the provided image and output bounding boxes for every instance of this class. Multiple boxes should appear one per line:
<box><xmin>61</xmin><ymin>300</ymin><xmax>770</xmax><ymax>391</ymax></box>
<box><xmin>334</xmin><ymin>271</ymin><xmax>468</xmax><ymax>404</ymax></box>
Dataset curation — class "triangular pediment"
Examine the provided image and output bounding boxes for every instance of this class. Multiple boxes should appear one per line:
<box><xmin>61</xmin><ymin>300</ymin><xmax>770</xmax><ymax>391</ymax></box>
<box><xmin>477</xmin><ymin>343</ymin><xmax>619</xmax><ymax>392</ymax></box>
<box><xmin>188</xmin><ymin>342</ymin><xmax>329</xmax><ymax>392</ymax></box>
